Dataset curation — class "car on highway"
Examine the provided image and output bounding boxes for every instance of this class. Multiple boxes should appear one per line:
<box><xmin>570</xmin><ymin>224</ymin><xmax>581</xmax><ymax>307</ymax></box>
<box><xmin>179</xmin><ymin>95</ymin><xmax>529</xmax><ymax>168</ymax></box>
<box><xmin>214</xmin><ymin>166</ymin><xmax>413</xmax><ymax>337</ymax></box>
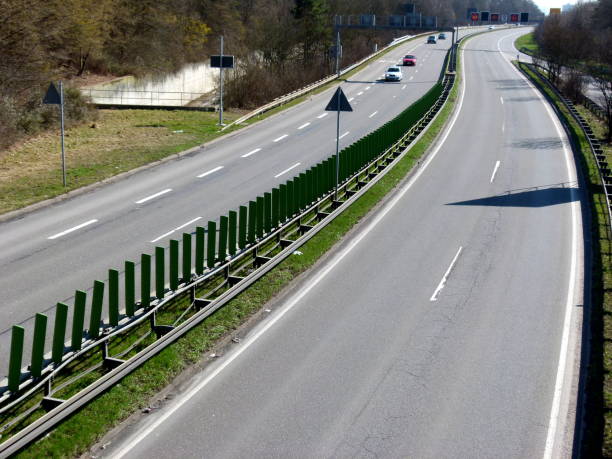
<box><xmin>488</xmin><ymin>25</ymin><xmax>494</xmax><ymax>29</ymax></box>
<box><xmin>385</xmin><ymin>66</ymin><xmax>403</xmax><ymax>81</ymax></box>
<box><xmin>402</xmin><ymin>54</ymin><xmax>417</xmax><ymax>66</ymax></box>
<box><xmin>427</xmin><ymin>35</ymin><xmax>437</xmax><ymax>44</ymax></box>
<box><xmin>438</xmin><ymin>33</ymin><xmax>446</xmax><ymax>39</ymax></box>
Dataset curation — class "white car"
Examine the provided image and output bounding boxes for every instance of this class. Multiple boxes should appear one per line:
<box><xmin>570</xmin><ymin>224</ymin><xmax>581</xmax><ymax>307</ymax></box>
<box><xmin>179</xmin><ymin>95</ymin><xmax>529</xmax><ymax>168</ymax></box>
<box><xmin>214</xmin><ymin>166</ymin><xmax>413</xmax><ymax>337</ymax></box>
<box><xmin>385</xmin><ymin>66</ymin><xmax>403</xmax><ymax>82</ymax></box>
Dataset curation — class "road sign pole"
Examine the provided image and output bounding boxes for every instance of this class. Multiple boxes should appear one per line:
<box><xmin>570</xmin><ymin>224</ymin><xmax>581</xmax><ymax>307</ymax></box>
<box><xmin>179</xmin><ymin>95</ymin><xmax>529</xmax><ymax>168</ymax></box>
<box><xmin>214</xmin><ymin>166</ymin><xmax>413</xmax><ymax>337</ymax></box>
<box><xmin>334</xmin><ymin>90</ymin><xmax>340</xmax><ymax>202</ymax></box>
<box><xmin>335</xmin><ymin>30</ymin><xmax>341</xmax><ymax>77</ymax></box>
<box><xmin>59</xmin><ymin>81</ymin><xmax>66</xmax><ymax>187</ymax></box>
<box><xmin>219</xmin><ymin>36</ymin><xmax>224</xmax><ymax>126</ymax></box>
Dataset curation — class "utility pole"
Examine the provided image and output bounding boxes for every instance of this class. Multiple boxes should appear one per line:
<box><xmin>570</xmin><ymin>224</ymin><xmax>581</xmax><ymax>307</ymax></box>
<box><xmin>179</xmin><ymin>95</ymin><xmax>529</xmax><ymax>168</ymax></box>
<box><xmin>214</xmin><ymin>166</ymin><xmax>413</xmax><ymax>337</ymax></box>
<box><xmin>335</xmin><ymin>30</ymin><xmax>341</xmax><ymax>77</ymax></box>
<box><xmin>219</xmin><ymin>35</ymin><xmax>225</xmax><ymax>126</ymax></box>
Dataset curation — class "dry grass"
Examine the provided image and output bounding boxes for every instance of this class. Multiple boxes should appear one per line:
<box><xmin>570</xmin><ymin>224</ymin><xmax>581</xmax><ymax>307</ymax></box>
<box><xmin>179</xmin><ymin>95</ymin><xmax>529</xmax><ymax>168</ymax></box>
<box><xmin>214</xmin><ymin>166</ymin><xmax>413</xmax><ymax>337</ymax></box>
<box><xmin>0</xmin><ymin>109</ymin><xmax>245</xmax><ymax>215</ymax></box>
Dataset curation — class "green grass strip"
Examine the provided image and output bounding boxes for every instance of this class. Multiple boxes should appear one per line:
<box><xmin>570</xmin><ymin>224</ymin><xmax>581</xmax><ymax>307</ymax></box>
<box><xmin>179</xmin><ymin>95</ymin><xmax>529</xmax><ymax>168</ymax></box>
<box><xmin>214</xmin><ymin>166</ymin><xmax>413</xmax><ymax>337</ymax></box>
<box><xmin>519</xmin><ymin>62</ymin><xmax>610</xmax><ymax>458</ymax></box>
<box><xmin>16</xmin><ymin>42</ymin><xmax>463</xmax><ymax>459</ymax></box>
<box><xmin>514</xmin><ymin>32</ymin><xmax>539</xmax><ymax>56</ymax></box>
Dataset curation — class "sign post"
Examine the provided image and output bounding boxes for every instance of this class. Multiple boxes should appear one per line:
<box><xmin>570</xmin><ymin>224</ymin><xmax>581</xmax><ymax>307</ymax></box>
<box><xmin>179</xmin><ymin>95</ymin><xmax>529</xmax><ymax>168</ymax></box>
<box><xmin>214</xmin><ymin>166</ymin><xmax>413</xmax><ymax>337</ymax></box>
<box><xmin>325</xmin><ymin>87</ymin><xmax>353</xmax><ymax>202</ymax></box>
<box><xmin>210</xmin><ymin>39</ymin><xmax>235</xmax><ymax>127</ymax></box>
<box><xmin>43</xmin><ymin>82</ymin><xmax>66</xmax><ymax>187</ymax></box>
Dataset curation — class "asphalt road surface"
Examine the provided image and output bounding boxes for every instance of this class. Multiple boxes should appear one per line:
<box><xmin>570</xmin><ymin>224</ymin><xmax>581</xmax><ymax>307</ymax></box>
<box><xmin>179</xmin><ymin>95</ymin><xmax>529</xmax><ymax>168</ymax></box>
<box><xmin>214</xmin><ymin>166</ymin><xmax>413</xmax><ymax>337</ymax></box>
<box><xmin>0</xmin><ymin>29</ymin><xmax>482</xmax><ymax>374</ymax></box>
<box><xmin>102</xmin><ymin>28</ymin><xmax>585</xmax><ymax>458</ymax></box>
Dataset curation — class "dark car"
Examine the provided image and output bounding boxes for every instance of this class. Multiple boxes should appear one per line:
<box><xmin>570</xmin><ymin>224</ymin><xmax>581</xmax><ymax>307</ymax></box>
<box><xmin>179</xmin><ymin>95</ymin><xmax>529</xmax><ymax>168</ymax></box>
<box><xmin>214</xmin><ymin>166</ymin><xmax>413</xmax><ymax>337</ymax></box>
<box><xmin>438</xmin><ymin>33</ymin><xmax>446</xmax><ymax>39</ymax></box>
<box><xmin>403</xmin><ymin>54</ymin><xmax>417</xmax><ymax>66</ymax></box>
<box><xmin>427</xmin><ymin>35</ymin><xmax>437</xmax><ymax>44</ymax></box>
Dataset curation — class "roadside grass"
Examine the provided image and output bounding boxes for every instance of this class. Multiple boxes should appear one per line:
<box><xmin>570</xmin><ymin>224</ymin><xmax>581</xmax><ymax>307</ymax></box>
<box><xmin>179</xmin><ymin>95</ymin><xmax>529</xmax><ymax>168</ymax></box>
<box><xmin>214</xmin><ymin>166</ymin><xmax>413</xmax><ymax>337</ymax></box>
<box><xmin>0</xmin><ymin>34</ymin><xmax>433</xmax><ymax>218</ymax></box>
<box><xmin>514</xmin><ymin>32</ymin><xmax>538</xmax><ymax>55</ymax></box>
<box><xmin>519</xmin><ymin>62</ymin><xmax>611</xmax><ymax>458</ymax></box>
<box><xmin>0</xmin><ymin>109</ymin><xmax>247</xmax><ymax>215</ymax></box>
<box><xmin>14</xmin><ymin>38</ymin><xmax>462</xmax><ymax>459</ymax></box>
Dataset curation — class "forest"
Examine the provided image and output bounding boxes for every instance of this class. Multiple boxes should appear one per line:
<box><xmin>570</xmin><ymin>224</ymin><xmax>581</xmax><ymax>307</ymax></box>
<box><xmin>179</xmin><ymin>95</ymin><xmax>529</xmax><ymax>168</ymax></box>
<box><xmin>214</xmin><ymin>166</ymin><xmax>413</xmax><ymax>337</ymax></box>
<box><xmin>1</xmin><ymin>0</ymin><xmax>543</xmax><ymax>150</ymax></box>
<box><xmin>533</xmin><ymin>0</ymin><xmax>612</xmax><ymax>139</ymax></box>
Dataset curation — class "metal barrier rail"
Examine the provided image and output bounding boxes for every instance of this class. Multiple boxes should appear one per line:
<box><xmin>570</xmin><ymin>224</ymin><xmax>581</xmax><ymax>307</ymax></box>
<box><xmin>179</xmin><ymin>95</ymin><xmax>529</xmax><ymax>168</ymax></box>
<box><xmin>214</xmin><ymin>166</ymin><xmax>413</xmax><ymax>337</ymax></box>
<box><xmin>522</xmin><ymin>63</ymin><xmax>612</xmax><ymax>232</ymax></box>
<box><xmin>80</xmin><ymin>89</ymin><xmax>209</xmax><ymax>106</ymax></box>
<box><xmin>0</xmin><ymin>43</ymin><xmax>458</xmax><ymax>457</ymax></box>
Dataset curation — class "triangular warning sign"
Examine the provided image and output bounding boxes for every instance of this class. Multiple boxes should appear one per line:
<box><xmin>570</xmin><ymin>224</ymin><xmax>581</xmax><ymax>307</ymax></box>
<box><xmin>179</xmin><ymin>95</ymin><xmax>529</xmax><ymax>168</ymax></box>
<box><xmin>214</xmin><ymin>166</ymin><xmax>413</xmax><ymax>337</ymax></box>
<box><xmin>43</xmin><ymin>83</ymin><xmax>61</xmax><ymax>105</ymax></box>
<box><xmin>325</xmin><ymin>87</ymin><xmax>353</xmax><ymax>112</ymax></box>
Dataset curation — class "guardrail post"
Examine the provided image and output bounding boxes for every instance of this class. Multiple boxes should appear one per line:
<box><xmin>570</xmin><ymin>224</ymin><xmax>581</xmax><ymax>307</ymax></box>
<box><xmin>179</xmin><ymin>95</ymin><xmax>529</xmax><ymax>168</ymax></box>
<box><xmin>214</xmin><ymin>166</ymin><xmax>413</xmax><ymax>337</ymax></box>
<box><xmin>272</xmin><ymin>188</ymin><xmax>280</xmax><ymax>228</ymax></box>
<box><xmin>196</xmin><ymin>227</ymin><xmax>205</xmax><ymax>275</ymax></box>
<box><xmin>155</xmin><ymin>246</ymin><xmax>165</xmax><ymax>299</ymax></box>
<box><xmin>170</xmin><ymin>239</ymin><xmax>179</xmax><ymax>291</ymax></box>
<box><xmin>31</xmin><ymin>313</ymin><xmax>47</xmax><ymax>378</ymax></box>
<box><xmin>8</xmin><ymin>326</ymin><xmax>24</xmax><ymax>392</ymax></box>
<box><xmin>207</xmin><ymin>221</ymin><xmax>217</xmax><ymax>268</ymax></box>
<box><xmin>52</xmin><ymin>302</ymin><xmax>68</xmax><ymax>364</ymax></box>
<box><xmin>72</xmin><ymin>290</ymin><xmax>86</xmax><ymax>350</ymax></box>
<box><xmin>125</xmin><ymin>261</ymin><xmax>135</xmax><ymax>316</ymax></box>
<box><xmin>219</xmin><ymin>216</ymin><xmax>228</xmax><ymax>261</ymax></box>
<box><xmin>239</xmin><ymin>206</ymin><xmax>248</xmax><ymax>249</ymax></box>
<box><xmin>183</xmin><ymin>232</ymin><xmax>192</xmax><ymax>282</ymax></box>
<box><xmin>89</xmin><ymin>280</ymin><xmax>105</xmax><ymax>339</ymax></box>
<box><xmin>109</xmin><ymin>269</ymin><xmax>119</xmax><ymax>327</ymax></box>
<box><xmin>229</xmin><ymin>210</ymin><xmax>237</xmax><ymax>256</ymax></box>
<box><xmin>264</xmin><ymin>192</ymin><xmax>272</xmax><ymax>233</ymax></box>
<box><xmin>279</xmin><ymin>184</ymin><xmax>287</xmax><ymax>222</ymax></box>
<box><xmin>141</xmin><ymin>254</ymin><xmax>151</xmax><ymax>309</ymax></box>
<box><xmin>248</xmin><ymin>201</ymin><xmax>256</xmax><ymax>244</ymax></box>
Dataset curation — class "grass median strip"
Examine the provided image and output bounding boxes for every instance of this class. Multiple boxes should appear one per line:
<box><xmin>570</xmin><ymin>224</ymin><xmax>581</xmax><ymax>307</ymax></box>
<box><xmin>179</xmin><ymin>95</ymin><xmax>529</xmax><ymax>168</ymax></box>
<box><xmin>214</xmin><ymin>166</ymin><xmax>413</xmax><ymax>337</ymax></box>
<box><xmin>14</xmin><ymin>49</ymin><xmax>462</xmax><ymax>459</ymax></box>
<box><xmin>518</xmin><ymin>62</ymin><xmax>610</xmax><ymax>458</ymax></box>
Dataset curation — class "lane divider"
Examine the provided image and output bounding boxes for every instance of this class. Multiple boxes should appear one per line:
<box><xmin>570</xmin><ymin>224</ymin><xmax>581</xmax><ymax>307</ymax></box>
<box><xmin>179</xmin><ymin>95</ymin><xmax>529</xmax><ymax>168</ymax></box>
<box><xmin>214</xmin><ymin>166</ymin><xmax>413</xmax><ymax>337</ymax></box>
<box><xmin>135</xmin><ymin>189</ymin><xmax>172</xmax><ymax>205</ymax></box>
<box><xmin>48</xmin><ymin>220</ymin><xmax>98</xmax><ymax>240</ymax></box>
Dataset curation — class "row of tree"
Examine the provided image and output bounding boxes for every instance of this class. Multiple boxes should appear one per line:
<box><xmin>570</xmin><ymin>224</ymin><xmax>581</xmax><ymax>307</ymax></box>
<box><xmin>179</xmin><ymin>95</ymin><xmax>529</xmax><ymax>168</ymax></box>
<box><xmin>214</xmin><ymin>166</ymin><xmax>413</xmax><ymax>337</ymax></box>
<box><xmin>1</xmin><ymin>0</ymin><xmax>543</xmax><ymax>151</ymax></box>
<box><xmin>533</xmin><ymin>0</ymin><xmax>612</xmax><ymax>140</ymax></box>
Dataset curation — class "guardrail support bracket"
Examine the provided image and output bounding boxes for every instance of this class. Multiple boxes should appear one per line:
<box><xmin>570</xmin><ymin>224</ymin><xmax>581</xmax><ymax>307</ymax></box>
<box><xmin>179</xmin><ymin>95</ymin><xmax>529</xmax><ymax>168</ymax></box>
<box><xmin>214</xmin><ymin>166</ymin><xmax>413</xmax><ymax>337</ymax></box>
<box><xmin>103</xmin><ymin>357</ymin><xmax>125</xmax><ymax>370</ymax></box>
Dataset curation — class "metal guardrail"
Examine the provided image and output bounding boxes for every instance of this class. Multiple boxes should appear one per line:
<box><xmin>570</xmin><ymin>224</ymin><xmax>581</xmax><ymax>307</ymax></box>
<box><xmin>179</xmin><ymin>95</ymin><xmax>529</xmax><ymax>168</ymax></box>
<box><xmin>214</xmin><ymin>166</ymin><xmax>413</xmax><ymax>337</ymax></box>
<box><xmin>0</xmin><ymin>41</ymin><xmax>459</xmax><ymax>457</ymax></box>
<box><xmin>522</xmin><ymin>63</ymin><xmax>612</xmax><ymax>232</ymax></box>
<box><xmin>80</xmin><ymin>89</ymin><xmax>209</xmax><ymax>107</ymax></box>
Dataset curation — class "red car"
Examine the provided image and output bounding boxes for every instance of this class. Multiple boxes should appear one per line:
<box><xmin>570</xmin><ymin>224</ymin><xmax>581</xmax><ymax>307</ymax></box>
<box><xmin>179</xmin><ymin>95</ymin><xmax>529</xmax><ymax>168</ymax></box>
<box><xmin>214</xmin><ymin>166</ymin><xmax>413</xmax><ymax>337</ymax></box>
<box><xmin>403</xmin><ymin>54</ymin><xmax>417</xmax><ymax>66</ymax></box>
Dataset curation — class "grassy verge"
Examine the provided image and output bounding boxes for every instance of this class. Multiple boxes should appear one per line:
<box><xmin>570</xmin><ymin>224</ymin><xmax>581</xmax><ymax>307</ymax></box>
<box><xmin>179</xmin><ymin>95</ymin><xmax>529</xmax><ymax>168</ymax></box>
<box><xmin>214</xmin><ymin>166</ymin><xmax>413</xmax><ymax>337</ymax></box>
<box><xmin>0</xmin><ymin>109</ymin><xmax>247</xmax><ymax>215</ymax></box>
<box><xmin>14</xmin><ymin>38</ymin><xmax>462</xmax><ymax>459</ymax></box>
<box><xmin>514</xmin><ymin>32</ymin><xmax>538</xmax><ymax>55</ymax></box>
<box><xmin>519</xmin><ymin>62</ymin><xmax>611</xmax><ymax>458</ymax></box>
<box><xmin>0</xmin><ymin>34</ymin><xmax>433</xmax><ymax>218</ymax></box>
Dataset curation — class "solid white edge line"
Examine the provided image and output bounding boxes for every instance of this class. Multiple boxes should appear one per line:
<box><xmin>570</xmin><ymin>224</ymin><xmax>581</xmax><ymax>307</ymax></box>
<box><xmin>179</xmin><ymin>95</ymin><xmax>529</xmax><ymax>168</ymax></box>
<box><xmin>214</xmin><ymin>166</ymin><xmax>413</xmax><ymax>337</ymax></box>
<box><xmin>150</xmin><ymin>230</ymin><xmax>175</xmax><ymax>244</ymax></box>
<box><xmin>241</xmin><ymin>148</ymin><xmax>261</xmax><ymax>158</ymax></box>
<box><xmin>490</xmin><ymin>160</ymin><xmax>501</xmax><ymax>183</ymax></box>
<box><xmin>497</xmin><ymin>32</ymin><xmax>580</xmax><ymax>459</ymax></box>
<box><xmin>175</xmin><ymin>217</ymin><xmax>202</xmax><ymax>231</ymax></box>
<box><xmin>274</xmin><ymin>162</ymin><xmax>301</xmax><ymax>178</ymax></box>
<box><xmin>111</xmin><ymin>37</ymin><xmax>471</xmax><ymax>459</ymax></box>
<box><xmin>369</xmin><ymin>111</ymin><xmax>378</xmax><ymax>118</ymax></box>
<box><xmin>196</xmin><ymin>166</ymin><xmax>224</xmax><ymax>178</ymax></box>
<box><xmin>273</xmin><ymin>134</ymin><xmax>288</xmax><ymax>142</ymax></box>
<box><xmin>297</xmin><ymin>123</ymin><xmax>310</xmax><ymax>130</ymax></box>
<box><xmin>48</xmin><ymin>219</ymin><xmax>98</xmax><ymax>240</ymax></box>
<box><xmin>429</xmin><ymin>246</ymin><xmax>463</xmax><ymax>301</ymax></box>
<box><xmin>135</xmin><ymin>188</ymin><xmax>172</xmax><ymax>204</ymax></box>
